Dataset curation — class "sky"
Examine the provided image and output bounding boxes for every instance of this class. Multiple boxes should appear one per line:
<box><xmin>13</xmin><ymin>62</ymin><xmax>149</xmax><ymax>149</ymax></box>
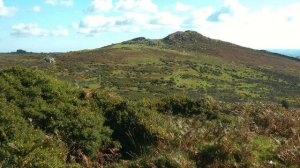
<box><xmin>0</xmin><ymin>0</ymin><xmax>300</xmax><ymax>52</ymax></box>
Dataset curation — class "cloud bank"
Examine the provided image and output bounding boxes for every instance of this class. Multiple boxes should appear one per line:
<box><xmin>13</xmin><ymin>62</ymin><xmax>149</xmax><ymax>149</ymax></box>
<box><xmin>73</xmin><ymin>0</ymin><xmax>300</xmax><ymax>49</ymax></box>
<box><xmin>75</xmin><ymin>0</ymin><xmax>183</xmax><ymax>36</ymax></box>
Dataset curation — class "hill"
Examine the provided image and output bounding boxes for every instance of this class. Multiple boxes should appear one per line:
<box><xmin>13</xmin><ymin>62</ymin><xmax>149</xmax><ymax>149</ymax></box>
<box><xmin>0</xmin><ymin>31</ymin><xmax>299</xmax><ymax>108</ymax></box>
<box><xmin>0</xmin><ymin>31</ymin><xmax>300</xmax><ymax>167</ymax></box>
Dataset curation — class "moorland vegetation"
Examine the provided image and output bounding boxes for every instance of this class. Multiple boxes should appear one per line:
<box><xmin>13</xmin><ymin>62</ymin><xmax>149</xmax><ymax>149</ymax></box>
<box><xmin>0</xmin><ymin>67</ymin><xmax>299</xmax><ymax>167</ymax></box>
<box><xmin>0</xmin><ymin>31</ymin><xmax>299</xmax><ymax>167</ymax></box>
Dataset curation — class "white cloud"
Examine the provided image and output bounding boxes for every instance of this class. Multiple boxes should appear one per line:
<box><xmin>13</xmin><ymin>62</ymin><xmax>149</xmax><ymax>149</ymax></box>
<box><xmin>193</xmin><ymin>7</ymin><xmax>214</xmax><ymax>23</ymax></box>
<box><xmin>88</xmin><ymin>0</ymin><xmax>113</xmax><ymax>12</ymax></box>
<box><xmin>76</xmin><ymin>0</ymin><xmax>183</xmax><ymax>36</ymax></box>
<box><xmin>75</xmin><ymin>11</ymin><xmax>184</xmax><ymax>36</ymax></box>
<box><xmin>115</xmin><ymin>0</ymin><xmax>157</xmax><ymax>13</ymax></box>
<box><xmin>33</xmin><ymin>6</ymin><xmax>41</xmax><ymax>12</ymax></box>
<box><xmin>175</xmin><ymin>2</ymin><xmax>194</xmax><ymax>12</ymax></box>
<box><xmin>194</xmin><ymin>0</ymin><xmax>300</xmax><ymax>49</ymax></box>
<box><xmin>75</xmin><ymin>14</ymin><xmax>139</xmax><ymax>36</ymax></box>
<box><xmin>11</xmin><ymin>23</ymin><xmax>69</xmax><ymax>37</ymax></box>
<box><xmin>0</xmin><ymin>0</ymin><xmax>17</xmax><ymax>16</ymax></box>
<box><xmin>87</xmin><ymin>0</ymin><xmax>157</xmax><ymax>13</ymax></box>
<box><xmin>45</xmin><ymin>0</ymin><xmax>73</xmax><ymax>7</ymax></box>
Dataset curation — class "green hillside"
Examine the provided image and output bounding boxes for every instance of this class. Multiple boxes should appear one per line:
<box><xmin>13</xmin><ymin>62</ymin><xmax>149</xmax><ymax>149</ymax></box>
<box><xmin>0</xmin><ymin>67</ymin><xmax>299</xmax><ymax>167</ymax></box>
<box><xmin>1</xmin><ymin>31</ymin><xmax>299</xmax><ymax>106</ymax></box>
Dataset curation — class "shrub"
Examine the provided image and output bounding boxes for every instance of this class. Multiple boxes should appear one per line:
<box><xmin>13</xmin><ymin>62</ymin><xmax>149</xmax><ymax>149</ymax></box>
<box><xmin>92</xmin><ymin>92</ymin><xmax>158</xmax><ymax>157</ymax></box>
<box><xmin>155</xmin><ymin>94</ymin><xmax>219</xmax><ymax>118</ymax></box>
<box><xmin>0</xmin><ymin>101</ymin><xmax>73</xmax><ymax>167</ymax></box>
<box><xmin>0</xmin><ymin>67</ymin><xmax>112</xmax><ymax>165</ymax></box>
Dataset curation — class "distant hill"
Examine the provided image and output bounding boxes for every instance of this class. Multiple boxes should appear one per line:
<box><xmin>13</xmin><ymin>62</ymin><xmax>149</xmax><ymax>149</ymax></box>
<box><xmin>0</xmin><ymin>30</ymin><xmax>299</xmax><ymax>106</ymax></box>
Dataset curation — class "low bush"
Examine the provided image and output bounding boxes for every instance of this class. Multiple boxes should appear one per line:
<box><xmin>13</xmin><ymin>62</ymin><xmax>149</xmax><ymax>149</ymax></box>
<box><xmin>92</xmin><ymin>92</ymin><xmax>175</xmax><ymax>158</ymax></box>
<box><xmin>155</xmin><ymin>94</ymin><xmax>219</xmax><ymax>118</ymax></box>
<box><xmin>0</xmin><ymin>67</ymin><xmax>112</xmax><ymax>166</ymax></box>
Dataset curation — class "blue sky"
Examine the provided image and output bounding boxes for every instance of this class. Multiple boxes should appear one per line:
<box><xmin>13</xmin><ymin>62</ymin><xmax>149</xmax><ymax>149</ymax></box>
<box><xmin>0</xmin><ymin>0</ymin><xmax>300</xmax><ymax>52</ymax></box>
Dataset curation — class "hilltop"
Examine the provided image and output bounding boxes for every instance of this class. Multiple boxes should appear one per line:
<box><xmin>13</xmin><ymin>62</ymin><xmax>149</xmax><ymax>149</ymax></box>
<box><xmin>123</xmin><ymin>31</ymin><xmax>300</xmax><ymax>68</ymax></box>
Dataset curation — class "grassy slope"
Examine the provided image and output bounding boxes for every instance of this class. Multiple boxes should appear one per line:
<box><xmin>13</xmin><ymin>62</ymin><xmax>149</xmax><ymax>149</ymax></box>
<box><xmin>0</xmin><ymin>31</ymin><xmax>299</xmax><ymax>106</ymax></box>
<box><xmin>1</xmin><ymin>67</ymin><xmax>299</xmax><ymax>167</ymax></box>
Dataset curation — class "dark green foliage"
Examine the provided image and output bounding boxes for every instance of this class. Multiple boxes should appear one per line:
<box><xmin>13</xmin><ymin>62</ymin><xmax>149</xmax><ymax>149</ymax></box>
<box><xmin>0</xmin><ymin>100</ymin><xmax>70</xmax><ymax>167</ymax></box>
<box><xmin>92</xmin><ymin>92</ymin><xmax>159</xmax><ymax>158</ymax></box>
<box><xmin>0</xmin><ymin>67</ymin><xmax>112</xmax><ymax>166</ymax></box>
<box><xmin>156</xmin><ymin>94</ymin><xmax>218</xmax><ymax>118</ymax></box>
<box><xmin>196</xmin><ymin>144</ymin><xmax>229</xmax><ymax>167</ymax></box>
<box><xmin>281</xmin><ymin>99</ymin><xmax>289</xmax><ymax>109</ymax></box>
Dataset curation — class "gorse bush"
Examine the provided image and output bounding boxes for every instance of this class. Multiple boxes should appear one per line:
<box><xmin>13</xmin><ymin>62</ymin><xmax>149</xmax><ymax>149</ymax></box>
<box><xmin>155</xmin><ymin>94</ymin><xmax>219</xmax><ymax>118</ymax></box>
<box><xmin>0</xmin><ymin>101</ymin><xmax>70</xmax><ymax>167</ymax></box>
<box><xmin>94</xmin><ymin>93</ymin><xmax>154</xmax><ymax>157</ymax></box>
<box><xmin>92</xmin><ymin>92</ymin><xmax>175</xmax><ymax>158</ymax></box>
<box><xmin>0</xmin><ymin>67</ymin><xmax>111</xmax><ymax>166</ymax></box>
